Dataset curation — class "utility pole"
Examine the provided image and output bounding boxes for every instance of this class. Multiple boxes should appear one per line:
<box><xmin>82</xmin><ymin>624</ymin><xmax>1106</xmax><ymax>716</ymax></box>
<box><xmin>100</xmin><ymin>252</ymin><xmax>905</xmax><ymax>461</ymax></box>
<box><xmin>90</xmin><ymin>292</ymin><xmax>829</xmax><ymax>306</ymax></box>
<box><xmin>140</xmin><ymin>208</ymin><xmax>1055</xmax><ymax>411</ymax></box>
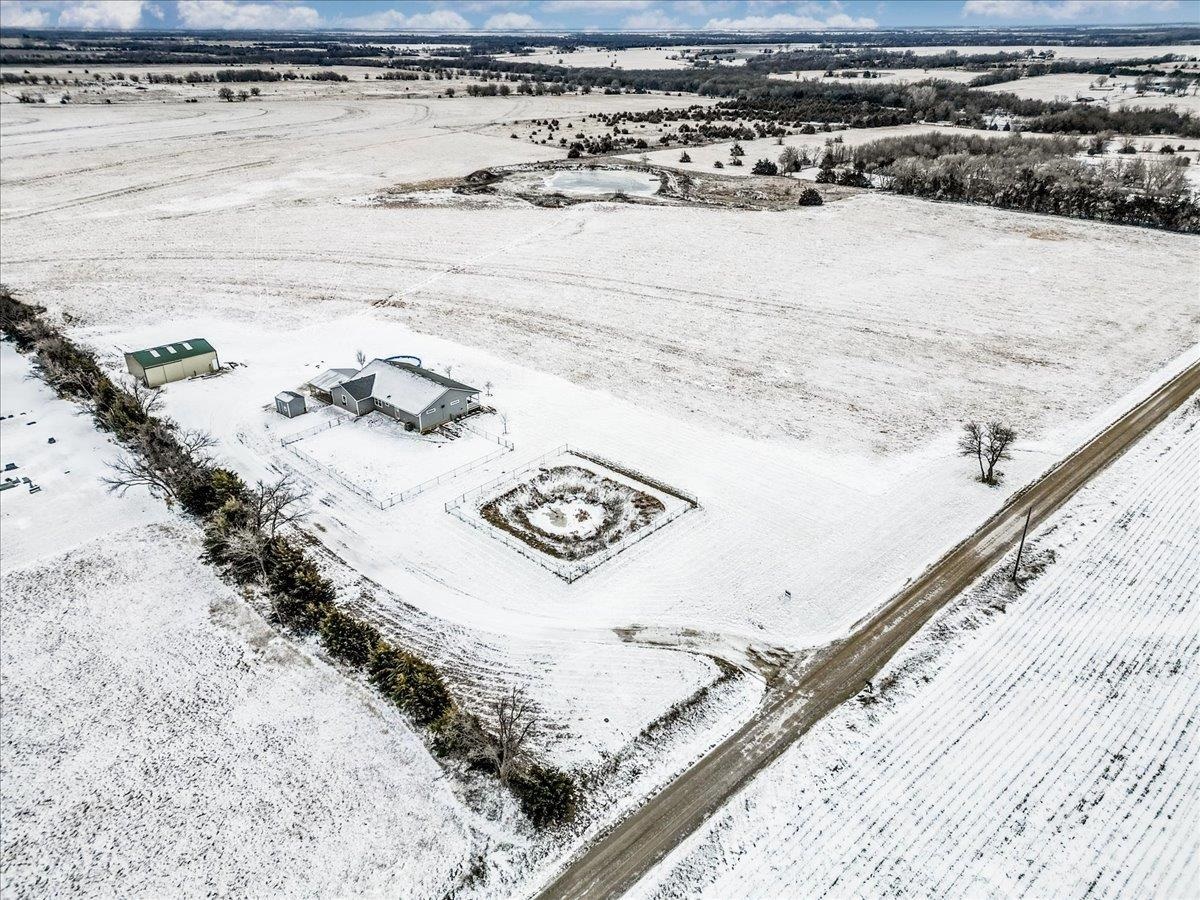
<box><xmin>1012</xmin><ymin>506</ymin><xmax>1033</xmax><ymax>582</ymax></box>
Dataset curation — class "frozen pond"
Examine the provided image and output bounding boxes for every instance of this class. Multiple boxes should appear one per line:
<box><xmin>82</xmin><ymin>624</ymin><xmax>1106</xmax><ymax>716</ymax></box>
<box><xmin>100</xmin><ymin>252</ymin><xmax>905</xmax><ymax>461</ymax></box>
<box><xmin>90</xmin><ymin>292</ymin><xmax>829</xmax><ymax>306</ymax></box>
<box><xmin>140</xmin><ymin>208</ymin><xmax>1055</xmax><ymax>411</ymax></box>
<box><xmin>543</xmin><ymin>169</ymin><xmax>661</xmax><ymax>197</ymax></box>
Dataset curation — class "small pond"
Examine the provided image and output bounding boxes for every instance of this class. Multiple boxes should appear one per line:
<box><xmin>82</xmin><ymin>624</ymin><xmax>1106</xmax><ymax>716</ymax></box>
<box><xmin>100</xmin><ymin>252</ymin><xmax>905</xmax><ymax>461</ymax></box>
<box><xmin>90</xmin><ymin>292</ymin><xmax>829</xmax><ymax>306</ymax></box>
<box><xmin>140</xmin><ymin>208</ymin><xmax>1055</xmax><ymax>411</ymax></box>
<box><xmin>542</xmin><ymin>169</ymin><xmax>661</xmax><ymax>197</ymax></box>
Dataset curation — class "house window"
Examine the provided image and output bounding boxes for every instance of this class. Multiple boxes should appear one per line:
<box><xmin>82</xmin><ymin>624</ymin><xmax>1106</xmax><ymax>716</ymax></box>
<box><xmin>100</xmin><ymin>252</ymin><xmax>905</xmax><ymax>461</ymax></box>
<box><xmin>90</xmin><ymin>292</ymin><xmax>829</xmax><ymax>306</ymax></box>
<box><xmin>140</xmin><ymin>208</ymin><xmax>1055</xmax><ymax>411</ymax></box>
<box><xmin>166</xmin><ymin>346</ymin><xmax>177</xmax><ymax>354</ymax></box>
<box><xmin>450</xmin><ymin>399</ymin><xmax>460</xmax><ymax>406</ymax></box>
<box><xmin>148</xmin><ymin>349</ymin><xmax>160</xmax><ymax>358</ymax></box>
<box><xmin>181</xmin><ymin>341</ymin><xmax>193</xmax><ymax>350</ymax></box>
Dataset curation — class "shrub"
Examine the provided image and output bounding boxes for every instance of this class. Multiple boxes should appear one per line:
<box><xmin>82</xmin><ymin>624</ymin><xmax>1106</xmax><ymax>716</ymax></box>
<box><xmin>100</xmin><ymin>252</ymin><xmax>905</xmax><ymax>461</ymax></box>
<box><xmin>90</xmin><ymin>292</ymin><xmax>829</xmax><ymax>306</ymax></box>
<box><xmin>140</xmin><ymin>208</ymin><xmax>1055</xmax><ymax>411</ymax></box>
<box><xmin>510</xmin><ymin>765</ymin><xmax>578</xmax><ymax>828</ymax></box>
<box><xmin>267</xmin><ymin>538</ymin><xmax>336</xmax><ymax>631</ymax></box>
<box><xmin>797</xmin><ymin>187</ymin><xmax>823</xmax><ymax>206</ymax></box>
<box><xmin>369</xmin><ymin>645</ymin><xmax>453</xmax><ymax>726</ymax></box>
<box><xmin>178</xmin><ymin>465</ymin><xmax>246</xmax><ymax>517</ymax></box>
<box><xmin>678</xmin><ymin>151</ymin><xmax>691</xmax><ymax>163</ymax></box>
<box><xmin>752</xmin><ymin>158</ymin><xmax>779</xmax><ymax>176</ymax></box>
<box><xmin>319</xmin><ymin>607</ymin><xmax>381</xmax><ymax>669</ymax></box>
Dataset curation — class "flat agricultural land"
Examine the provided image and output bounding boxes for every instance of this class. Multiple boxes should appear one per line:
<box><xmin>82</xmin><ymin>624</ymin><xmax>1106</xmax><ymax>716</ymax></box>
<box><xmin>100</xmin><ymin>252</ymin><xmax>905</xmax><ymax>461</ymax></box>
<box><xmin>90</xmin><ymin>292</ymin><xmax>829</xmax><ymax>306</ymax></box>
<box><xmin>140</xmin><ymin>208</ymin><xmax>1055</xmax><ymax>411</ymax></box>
<box><xmin>633</xmin><ymin>397</ymin><xmax>1200</xmax><ymax>900</ymax></box>
<box><xmin>1</xmin><ymin>70</ymin><xmax>1198</xmax><ymax>897</ymax></box>
<box><xmin>768</xmin><ymin>67</ymin><xmax>981</xmax><ymax>85</ymax></box>
<box><xmin>974</xmin><ymin>71</ymin><xmax>1200</xmax><ymax>112</ymax></box>
<box><xmin>881</xmin><ymin>44</ymin><xmax>1200</xmax><ymax>60</ymax></box>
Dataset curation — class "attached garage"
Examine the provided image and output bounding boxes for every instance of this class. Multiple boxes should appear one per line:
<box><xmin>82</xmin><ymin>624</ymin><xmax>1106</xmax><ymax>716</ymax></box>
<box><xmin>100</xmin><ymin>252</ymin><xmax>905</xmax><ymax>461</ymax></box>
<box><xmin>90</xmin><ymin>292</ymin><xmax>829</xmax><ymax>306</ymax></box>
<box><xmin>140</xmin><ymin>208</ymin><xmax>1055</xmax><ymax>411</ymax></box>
<box><xmin>125</xmin><ymin>338</ymin><xmax>219</xmax><ymax>387</ymax></box>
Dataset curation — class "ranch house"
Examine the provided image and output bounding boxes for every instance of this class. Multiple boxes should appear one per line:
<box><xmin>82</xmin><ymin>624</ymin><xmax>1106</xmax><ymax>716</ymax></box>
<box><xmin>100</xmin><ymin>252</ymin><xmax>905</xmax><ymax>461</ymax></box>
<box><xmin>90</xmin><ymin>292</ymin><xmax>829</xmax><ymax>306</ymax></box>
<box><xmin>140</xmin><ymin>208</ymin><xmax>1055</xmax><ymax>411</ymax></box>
<box><xmin>330</xmin><ymin>359</ymin><xmax>480</xmax><ymax>433</ymax></box>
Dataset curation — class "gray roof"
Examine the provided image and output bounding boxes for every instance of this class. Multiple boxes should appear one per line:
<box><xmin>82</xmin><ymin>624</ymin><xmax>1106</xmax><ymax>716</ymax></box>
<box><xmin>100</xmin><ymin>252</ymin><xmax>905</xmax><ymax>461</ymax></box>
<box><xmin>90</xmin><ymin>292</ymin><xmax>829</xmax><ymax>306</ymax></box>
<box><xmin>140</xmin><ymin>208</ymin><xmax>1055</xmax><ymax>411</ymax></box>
<box><xmin>308</xmin><ymin>367</ymin><xmax>359</xmax><ymax>392</ymax></box>
<box><xmin>336</xmin><ymin>360</ymin><xmax>479</xmax><ymax>415</ymax></box>
<box><xmin>338</xmin><ymin>374</ymin><xmax>376</xmax><ymax>401</ymax></box>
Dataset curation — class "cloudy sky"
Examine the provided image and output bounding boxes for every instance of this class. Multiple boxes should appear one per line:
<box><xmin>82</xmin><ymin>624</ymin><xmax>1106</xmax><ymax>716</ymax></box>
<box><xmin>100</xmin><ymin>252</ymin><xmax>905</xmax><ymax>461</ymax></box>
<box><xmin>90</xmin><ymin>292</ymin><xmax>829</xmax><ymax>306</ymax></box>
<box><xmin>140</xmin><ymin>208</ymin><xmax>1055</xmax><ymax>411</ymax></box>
<box><xmin>0</xmin><ymin>0</ymin><xmax>1194</xmax><ymax>32</ymax></box>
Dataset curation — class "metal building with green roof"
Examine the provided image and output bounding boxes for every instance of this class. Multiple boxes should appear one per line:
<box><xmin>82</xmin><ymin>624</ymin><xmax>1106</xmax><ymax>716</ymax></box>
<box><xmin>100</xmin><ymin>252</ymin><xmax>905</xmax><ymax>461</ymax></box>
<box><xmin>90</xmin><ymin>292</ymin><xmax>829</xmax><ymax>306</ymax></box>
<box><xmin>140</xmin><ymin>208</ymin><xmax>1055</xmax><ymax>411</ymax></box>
<box><xmin>124</xmin><ymin>338</ymin><xmax>219</xmax><ymax>387</ymax></box>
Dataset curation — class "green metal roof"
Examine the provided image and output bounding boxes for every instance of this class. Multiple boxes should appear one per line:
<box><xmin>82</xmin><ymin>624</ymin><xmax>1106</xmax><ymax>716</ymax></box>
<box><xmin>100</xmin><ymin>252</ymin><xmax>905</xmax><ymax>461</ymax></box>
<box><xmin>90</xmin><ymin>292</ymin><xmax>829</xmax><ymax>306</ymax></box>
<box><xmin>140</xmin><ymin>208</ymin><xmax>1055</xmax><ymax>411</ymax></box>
<box><xmin>129</xmin><ymin>338</ymin><xmax>215</xmax><ymax>369</ymax></box>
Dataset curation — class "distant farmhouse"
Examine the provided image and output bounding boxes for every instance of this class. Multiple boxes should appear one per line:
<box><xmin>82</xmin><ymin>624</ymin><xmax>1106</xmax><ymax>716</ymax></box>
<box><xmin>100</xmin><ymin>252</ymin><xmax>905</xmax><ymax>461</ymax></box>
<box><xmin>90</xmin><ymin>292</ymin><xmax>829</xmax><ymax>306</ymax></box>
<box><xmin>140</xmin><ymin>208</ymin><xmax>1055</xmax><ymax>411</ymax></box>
<box><xmin>125</xmin><ymin>338</ymin><xmax>219</xmax><ymax>387</ymax></box>
<box><xmin>309</xmin><ymin>358</ymin><xmax>480</xmax><ymax>433</ymax></box>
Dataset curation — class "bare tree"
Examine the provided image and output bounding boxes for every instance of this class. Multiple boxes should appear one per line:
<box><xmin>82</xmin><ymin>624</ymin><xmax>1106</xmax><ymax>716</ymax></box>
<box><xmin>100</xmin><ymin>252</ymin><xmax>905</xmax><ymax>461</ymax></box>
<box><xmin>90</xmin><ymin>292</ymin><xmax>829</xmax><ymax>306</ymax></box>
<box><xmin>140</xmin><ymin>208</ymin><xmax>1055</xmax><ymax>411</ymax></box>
<box><xmin>489</xmin><ymin>687</ymin><xmax>539</xmax><ymax>784</ymax></box>
<box><xmin>355</xmin><ymin>349</ymin><xmax>367</xmax><ymax>367</ymax></box>
<box><xmin>778</xmin><ymin>145</ymin><xmax>802</xmax><ymax>174</ymax></box>
<box><xmin>484</xmin><ymin>380</ymin><xmax>493</xmax><ymax>397</ymax></box>
<box><xmin>105</xmin><ymin>425</ymin><xmax>216</xmax><ymax>503</ymax></box>
<box><xmin>499</xmin><ymin>412</ymin><xmax>508</xmax><ymax>435</ymax></box>
<box><xmin>246</xmin><ymin>475</ymin><xmax>307</xmax><ymax>537</ymax></box>
<box><xmin>958</xmin><ymin>420</ymin><xmax>1017</xmax><ymax>485</ymax></box>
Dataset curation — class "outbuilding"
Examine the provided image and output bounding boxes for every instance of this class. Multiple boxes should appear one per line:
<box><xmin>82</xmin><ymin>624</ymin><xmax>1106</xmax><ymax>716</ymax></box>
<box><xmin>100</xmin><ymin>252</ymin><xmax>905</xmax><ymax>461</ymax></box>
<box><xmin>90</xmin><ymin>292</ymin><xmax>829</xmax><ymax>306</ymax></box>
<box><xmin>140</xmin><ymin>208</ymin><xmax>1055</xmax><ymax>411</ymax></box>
<box><xmin>125</xmin><ymin>338</ymin><xmax>219</xmax><ymax>387</ymax></box>
<box><xmin>306</xmin><ymin>367</ymin><xmax>359</xmax><ymax>403</ymax></box>
<box><xmin>275</xmin><ymin>390</ymin><xmax>307</xmax><ymax>418</ymax></box>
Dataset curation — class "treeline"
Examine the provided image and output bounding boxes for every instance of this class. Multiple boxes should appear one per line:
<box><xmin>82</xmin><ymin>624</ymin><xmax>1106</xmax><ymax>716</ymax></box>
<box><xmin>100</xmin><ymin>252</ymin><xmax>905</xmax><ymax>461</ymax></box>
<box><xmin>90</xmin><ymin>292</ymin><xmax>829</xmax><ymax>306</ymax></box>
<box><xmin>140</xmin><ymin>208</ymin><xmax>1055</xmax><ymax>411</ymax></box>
<box><xmin>0</xmin><ymin>288</ymin><xmax>577</xmax><ymax>830</ymax></box>
<box><xmin>850</xmin><ymin>132</ymin><xmax>1199</xmax><ymax>232</ymax></box>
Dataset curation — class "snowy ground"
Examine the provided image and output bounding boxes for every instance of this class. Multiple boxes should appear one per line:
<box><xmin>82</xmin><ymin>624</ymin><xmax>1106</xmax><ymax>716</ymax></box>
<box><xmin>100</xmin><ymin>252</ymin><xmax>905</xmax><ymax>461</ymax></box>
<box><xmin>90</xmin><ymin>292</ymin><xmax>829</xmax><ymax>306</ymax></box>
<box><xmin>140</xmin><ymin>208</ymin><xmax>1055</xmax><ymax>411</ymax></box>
<box><xmin>974</xmin><ymin>71</ymin><xmax>1200</xmax><ymax>112</ymax></box>
<box><xmin>621</xmin><ymin>122</ymin><xmax>1019</xmax><ymax>173</ymax></box>
<box><xmin>295</xmin><ymin>410</ymin><xmax>505</xmax><ymax>503</ymax></box>
<box><xmin>2</xmin><ymin>74</ymin><xmax>1198</xmax><ymax>897</ymax></box>
<box><xmin>0</xmin><ymin>345</ymin><xmax>492</xmax><ymax>899</ymax></box>
<box><xmin>881</xmin><ymin>44</ymin><xmax>1200</xmax><ymax>61</ymax></box>
<box><xmin>495</xmin><ymin>46</ymin><xmax>752</xmax><ymax>70</ymax></box>
<box><xmin>767</xmin><ymin>67</ymin><xmax>982</xmax><ymax>85</ymax></box>
<box><xmin>632</xmin><ymin>395</ymin><xmax>1200</xmax><ymax>899</ymax></box>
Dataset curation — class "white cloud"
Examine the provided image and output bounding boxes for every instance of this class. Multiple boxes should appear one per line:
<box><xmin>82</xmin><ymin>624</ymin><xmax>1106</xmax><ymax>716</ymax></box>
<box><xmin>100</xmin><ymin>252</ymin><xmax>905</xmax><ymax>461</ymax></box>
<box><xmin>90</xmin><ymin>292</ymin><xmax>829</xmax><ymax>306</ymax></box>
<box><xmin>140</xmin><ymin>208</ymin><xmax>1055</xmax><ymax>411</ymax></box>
<box><xmin>0</xmin><ymin>1</ymin><xmax>50</xmax><ymax>27</ymax></box>
<box><xmin>541</xmin><ymin>0</ymin><xmax>654</xmax><ymax>10</ymax></box>
<box><xmin>623</xmin><ymin>8</ymin><xmax>689</xmax><ymax>29</ymax></box>
<box><xmin>703</xmin><ymin>10</ymin><xmax>877</xmax><ymax>29</ymax></box>
<box><xmin>340</xmin><ymin>7</ymin><xmax>472</xmax><ymax>30</ymax></box>
<box><xmin>483</xmin><ymin>10</ymin><xmax>539</xmax><ymax>28</ymax></box>
<box><xmin>962</xmin><ymin>0</ymin><xmax>1179</xmax><ymax>19</ymax></box>
<box><xmin>56</xmin><ymin>0</ymin><xmax>148</xmax><ymax>28</ymax></box>
<box><xmin>176</xmin><ymin>0</ymin><xmax>320</xmax><ymax>29</ymax></box>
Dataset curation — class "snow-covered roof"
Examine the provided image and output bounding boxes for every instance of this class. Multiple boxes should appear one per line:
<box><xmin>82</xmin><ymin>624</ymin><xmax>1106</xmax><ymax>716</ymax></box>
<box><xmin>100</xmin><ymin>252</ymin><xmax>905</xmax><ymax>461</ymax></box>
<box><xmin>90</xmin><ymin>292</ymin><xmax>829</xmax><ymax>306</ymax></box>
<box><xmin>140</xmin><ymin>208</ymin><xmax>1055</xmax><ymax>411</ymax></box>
<box><xmin>307</xmin><ymin>368</ymin><xmax>358</xmax><ymax>392</ymax></box>
<box><xmin>276</xmin><ymin>390</ymin><xmax>304</xmax><ymax>404</ymax></box>
<box><xmin>345</xmin><ymin>359</ymin><xmax>477</xmax><ymax>415</ymax></box>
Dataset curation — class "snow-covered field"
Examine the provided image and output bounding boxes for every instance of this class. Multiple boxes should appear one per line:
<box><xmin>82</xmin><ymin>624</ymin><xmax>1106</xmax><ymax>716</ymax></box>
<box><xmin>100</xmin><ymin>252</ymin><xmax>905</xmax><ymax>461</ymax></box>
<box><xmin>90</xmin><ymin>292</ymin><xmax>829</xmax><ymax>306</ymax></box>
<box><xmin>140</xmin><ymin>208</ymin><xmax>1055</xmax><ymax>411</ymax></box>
<box><xmin>633</xmin><ymin>395</ymin><xmax>1200</xmax><ymax>899</ymax></box>
<box><xmin>0</xmin><ymin>346</ymin><xmax>490</xmax><ymax>899</ymax></box>
<box><xmin>975</xmin><ymin>71</ymin><xmax>1200</xmax><ymax>112</ymax></box>
<box><xmin>495</xmin><ymin>45</ymin><xmax>752</xmax><ymax>70</ymax></box>
<box><xmin>768</xmin><ymin>67</ymin><xmax>981</xmax><ymax>85</ymax></box>
<box><xmin>2</xmin><ymin>72</ymin><xmax>1199</xmax><ymax>897</ymax></box>
<box><xmin>882</xmin><ymin>44</ymin><xmax>1200</xmax><ymax>61</ymax></box>
<box><xmin>621</xmin><ymin>122</ymin><xmax>1017</xmax><ymax>173</ymax></box>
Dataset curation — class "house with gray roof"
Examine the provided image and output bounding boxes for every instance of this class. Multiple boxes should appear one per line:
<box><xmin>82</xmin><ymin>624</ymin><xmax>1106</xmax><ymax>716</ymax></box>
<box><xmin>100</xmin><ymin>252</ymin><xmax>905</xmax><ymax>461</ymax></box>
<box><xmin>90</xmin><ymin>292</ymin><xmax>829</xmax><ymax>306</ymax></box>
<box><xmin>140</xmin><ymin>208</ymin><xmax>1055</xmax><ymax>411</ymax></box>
<box><xmin>124</xmin><ymin>338</ymin><xmax>219</xmax><ymax>387</ymax></box>
<box><xmin>330</xmin><ymin>359</ymin><xmax>480</xmax><ymax>432</ymax></box>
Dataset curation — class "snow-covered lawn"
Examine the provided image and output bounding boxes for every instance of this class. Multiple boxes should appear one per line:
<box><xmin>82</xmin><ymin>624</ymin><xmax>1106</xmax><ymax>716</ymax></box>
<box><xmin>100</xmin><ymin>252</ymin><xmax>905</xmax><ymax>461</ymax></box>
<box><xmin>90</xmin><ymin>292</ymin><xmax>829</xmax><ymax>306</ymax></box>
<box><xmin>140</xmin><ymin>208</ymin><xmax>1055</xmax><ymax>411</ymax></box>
<box><xmin>294</xmin><ymin>411</ymin><xmax>506</xmax><ymax>504</ymax></box>
<box><xmin>632</xmin><ymin>397</ymin><xmax>1200</xmax><ymax>899</ymax></box>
